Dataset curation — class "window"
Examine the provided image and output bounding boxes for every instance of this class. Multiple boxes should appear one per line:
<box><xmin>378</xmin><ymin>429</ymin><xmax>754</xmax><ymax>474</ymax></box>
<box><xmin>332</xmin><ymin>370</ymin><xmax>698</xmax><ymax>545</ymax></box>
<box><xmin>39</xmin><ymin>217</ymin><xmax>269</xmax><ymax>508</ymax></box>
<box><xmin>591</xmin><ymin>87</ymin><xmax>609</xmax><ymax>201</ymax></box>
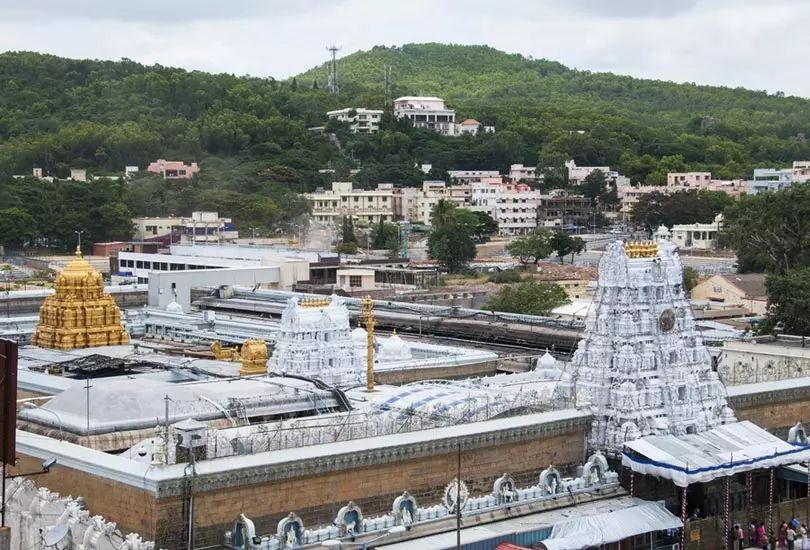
<box><xmin>179</xmin><ymin>170</ymin><xmax>186</xmax><ymax>176</ymax></box>
<box><xmin>349</xmin><ymin>275</ymin><xmax>363</xmax><ymax>288</ymax></box>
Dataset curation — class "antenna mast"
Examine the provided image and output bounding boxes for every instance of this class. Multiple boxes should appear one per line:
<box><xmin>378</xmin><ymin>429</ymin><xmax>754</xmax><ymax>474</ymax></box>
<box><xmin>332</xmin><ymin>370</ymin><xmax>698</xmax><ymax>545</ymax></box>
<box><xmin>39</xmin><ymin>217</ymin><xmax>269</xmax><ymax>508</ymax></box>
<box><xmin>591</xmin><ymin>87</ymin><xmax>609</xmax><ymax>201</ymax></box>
<box><xmin>384</xmin><ymin>65</ymin><xmax>393</xmax><ymax>109</ymax></box>
<box><xmin>326</xmin><ymin>45</ymin><xmax>341</xmax><ymax>94</ymax></box>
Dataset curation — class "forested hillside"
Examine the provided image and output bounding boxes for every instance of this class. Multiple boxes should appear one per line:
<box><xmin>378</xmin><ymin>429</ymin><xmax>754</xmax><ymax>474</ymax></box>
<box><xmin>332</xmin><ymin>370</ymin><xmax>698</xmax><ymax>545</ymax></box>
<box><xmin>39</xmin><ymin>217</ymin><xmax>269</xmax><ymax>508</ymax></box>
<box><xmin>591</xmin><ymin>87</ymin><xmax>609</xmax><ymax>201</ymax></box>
<box><xmin>1</xmin><ymin>43</ymin><xmax>810</xmax><ymax>250</ymax></box>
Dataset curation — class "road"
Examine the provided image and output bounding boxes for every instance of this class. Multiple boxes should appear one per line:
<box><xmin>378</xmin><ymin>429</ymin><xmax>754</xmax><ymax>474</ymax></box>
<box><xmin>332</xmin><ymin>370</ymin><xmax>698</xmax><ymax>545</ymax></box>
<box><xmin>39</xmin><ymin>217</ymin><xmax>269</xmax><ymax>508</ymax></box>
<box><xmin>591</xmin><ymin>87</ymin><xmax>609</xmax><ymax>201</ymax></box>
<box><xmin>573</xmin><ymin>250</ymin><xmax>737</xmax><ymax>270</ymax></box>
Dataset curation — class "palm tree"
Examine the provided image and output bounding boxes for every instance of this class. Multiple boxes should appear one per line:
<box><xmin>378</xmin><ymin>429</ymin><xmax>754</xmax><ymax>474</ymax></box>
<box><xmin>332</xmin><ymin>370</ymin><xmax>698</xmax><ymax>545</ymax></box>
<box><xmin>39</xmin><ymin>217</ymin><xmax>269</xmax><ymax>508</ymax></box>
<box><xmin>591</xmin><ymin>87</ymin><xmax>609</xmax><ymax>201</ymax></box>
<box><xmin>430</xmin><ymin>199</ymin><xmax>456</xmax><ymax>230</ymax></box>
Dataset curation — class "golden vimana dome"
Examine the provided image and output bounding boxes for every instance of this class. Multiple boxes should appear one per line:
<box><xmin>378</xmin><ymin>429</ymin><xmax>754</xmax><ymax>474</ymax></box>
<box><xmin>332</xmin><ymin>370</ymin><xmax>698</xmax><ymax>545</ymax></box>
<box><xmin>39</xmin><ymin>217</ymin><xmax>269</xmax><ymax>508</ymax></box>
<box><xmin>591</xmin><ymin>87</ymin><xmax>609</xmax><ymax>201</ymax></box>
<box><xmin>31</xmin><ymin>247</ymin><xmax>130</xmax><ymax>351</ymax></box>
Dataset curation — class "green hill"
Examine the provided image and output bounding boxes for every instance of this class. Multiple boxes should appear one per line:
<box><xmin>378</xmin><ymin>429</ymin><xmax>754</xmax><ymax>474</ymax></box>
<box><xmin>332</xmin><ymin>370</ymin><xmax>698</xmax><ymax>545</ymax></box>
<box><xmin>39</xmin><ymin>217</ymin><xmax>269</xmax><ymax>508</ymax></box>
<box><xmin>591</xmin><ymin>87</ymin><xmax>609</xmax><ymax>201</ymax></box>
<box><xmin>298</xmin><ymin>43</ymin><xmax>810</xmax><ymax>131</ymax></box>
<box><xmin>1</xmin><ymin>44</ymin><xmax>810</xmax><ymax>250</ymax></box>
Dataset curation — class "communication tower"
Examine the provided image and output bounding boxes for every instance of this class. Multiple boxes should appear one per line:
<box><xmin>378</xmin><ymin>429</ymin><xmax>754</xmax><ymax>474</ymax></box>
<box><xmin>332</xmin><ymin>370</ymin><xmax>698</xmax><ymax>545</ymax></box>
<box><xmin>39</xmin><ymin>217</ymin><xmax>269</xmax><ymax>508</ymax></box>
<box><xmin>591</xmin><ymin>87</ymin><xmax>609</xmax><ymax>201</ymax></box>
<box><xmin>326</xmin><ymin>45</ymin><xmax>341</xmax><ymax>94</ymax></box>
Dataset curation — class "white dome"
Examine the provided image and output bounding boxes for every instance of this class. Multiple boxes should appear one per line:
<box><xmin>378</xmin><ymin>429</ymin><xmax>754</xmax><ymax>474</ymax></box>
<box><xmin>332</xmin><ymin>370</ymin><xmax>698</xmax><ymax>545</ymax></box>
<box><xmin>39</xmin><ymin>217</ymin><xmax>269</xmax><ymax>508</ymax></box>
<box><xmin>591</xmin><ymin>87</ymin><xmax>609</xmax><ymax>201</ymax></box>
<box><xmin>351</xmin><ymin>327</ymin><xmax>368</xmax><ymax>347</ymax></box>
<box><xmin>537</xmin><ymin>351</ymin><xmax>556</xmax><ymax>369</ymax></box>
<box><xmin>378</xmin><ymin>331</ymin><xmax>412</xmax><ymax>361</ymax></box>
<box><xmin>166</xmin><ymin>301</ymin><xmax>183</xmax><ymax>313</ymax></box>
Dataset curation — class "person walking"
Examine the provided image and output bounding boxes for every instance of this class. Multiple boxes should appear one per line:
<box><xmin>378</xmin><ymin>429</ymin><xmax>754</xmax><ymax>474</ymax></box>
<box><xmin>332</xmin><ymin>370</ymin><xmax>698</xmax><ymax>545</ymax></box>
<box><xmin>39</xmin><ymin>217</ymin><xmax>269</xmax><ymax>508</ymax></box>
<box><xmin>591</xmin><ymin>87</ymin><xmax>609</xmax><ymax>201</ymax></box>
<box><xmin>737</xmin><ymin>524</ymin><xmax>746</xmax><ymax>550</ymax></box>
<box><xmin>800</xmin><ymin>524</ymin><xmax>808</xmax><ymax>550</ymax></box>
<box><xmin>788</xmin><ymin>524</ymin><xmax>797</xmax><ymax>550</ymax></box>
<box><xmin>781</xmin><ymin>521</ymin><xmax>789</xmax><ymax>550</ymax></box>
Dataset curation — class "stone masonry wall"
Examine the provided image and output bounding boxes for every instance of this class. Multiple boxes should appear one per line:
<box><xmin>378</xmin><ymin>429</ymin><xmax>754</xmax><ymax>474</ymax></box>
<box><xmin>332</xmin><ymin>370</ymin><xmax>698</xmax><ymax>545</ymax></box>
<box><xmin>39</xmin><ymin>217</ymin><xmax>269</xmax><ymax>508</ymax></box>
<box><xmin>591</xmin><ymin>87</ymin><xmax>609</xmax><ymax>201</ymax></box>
<box><xmin>155</xmin><ymin>431</ymin><xmax>586</xmax><ymax>550</ymax></box>
<box><xmin>375</xmin><ymin>360</ymin><xmax>499</xmax><ymax>385</ymax></box>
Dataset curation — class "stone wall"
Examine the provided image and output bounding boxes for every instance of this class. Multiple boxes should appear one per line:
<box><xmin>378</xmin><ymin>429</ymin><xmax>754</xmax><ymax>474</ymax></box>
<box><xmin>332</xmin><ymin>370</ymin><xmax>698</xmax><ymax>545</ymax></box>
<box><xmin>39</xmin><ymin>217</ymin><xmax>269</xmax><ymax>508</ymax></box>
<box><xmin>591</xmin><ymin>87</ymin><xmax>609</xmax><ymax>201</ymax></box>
<box><xmin>730</xmin><ymin>385</ymin><xmax>810</xmax><ymax>435</ymax></box>
<box><xmin>375</xmin><ymin>359</ymin><xmax>499</xmax><ymax>384</ymax></box>
<box><xmin>156</xmin><ymin>431</ymin><xmax>586</xmax><ymax>550</ymax></box>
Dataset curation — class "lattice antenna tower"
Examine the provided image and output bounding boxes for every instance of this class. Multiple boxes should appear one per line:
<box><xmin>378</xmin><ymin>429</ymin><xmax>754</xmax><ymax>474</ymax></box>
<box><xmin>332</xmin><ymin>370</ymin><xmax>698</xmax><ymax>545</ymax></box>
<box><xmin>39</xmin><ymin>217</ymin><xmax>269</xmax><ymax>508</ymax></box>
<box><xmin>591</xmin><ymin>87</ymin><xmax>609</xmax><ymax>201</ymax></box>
<box><xmin>384</xmin><ymin>65</ymin><xmax>393</xmax><ymax>109</ymax></box>
<box><xmin>326</xmin><ymin>45</ymin><xmax>341</xmax><ymax>94</ymax></box>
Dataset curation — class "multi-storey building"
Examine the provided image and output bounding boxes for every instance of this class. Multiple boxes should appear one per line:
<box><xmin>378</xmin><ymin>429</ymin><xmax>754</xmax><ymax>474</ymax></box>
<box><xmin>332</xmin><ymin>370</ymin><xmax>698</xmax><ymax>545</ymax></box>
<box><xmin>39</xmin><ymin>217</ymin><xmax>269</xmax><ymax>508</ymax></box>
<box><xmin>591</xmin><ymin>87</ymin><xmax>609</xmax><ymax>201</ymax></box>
<box><xmin>566</xmin><ymin>161</ymin><xmax>630</xmax><ymax>188</ymax></box>
<box><xmin>792</xmin><ymin>161</ymin><xmax>810</xmax><ymax>183</ymax></box>
<box><xmin>666</xmin><ymin>172</ymin><xmax>713</xmax><ymax>187</ymax></box>
<box><xmin>744</xmin><ymin>168</ymin><xmax>793</xmax><ymax>195</ymax></box>
<box><xmin>132</xmin><ymin>212</ymin><xmax>237</xmax><ymax>244</ymax></box>
<box><xmin>146</xmin><ymin>159</ymin><xmax>199</xmax><ymax>180</ymax></box>
<box><xmin>306</xmin><ymin>182</ymin><xmax>395</xmax><ymax>224</ymax></box>
<box><xmin>418</xmin><ymin>181</ymin><xmax>451</xmax><ymax>225</ymax></box>
<box><xmin>393</xmin><ymin>96</ymin><xmax>457</xmax><ymax>136</ymax></box>
<box><xmin>447</xmin><ymin>170</ymin><xmax>501</xmax><ymax>185</ymax></box>
<box><xmin>494</xmin><ymin>183</ymin><xmax>540</xmax><ymax>235</ymax></box>
<box><xmin>326</xmin><ymin>108</ymin><xmax>384</xmax><ymax>134</ymax></box>
<box><xmin>537</xmin><ymin>193</ymin><xmax>592</xmax><ymax>229</ymax></box>
<box><xmin>509</xmin><ymin>164</ymin><xmax>539</xmax><ymax>183</ymax></box>
<box><xmin>392</xmin><ymin>187</ymin><xmax>420</xmax><ymax>223</ymax></box>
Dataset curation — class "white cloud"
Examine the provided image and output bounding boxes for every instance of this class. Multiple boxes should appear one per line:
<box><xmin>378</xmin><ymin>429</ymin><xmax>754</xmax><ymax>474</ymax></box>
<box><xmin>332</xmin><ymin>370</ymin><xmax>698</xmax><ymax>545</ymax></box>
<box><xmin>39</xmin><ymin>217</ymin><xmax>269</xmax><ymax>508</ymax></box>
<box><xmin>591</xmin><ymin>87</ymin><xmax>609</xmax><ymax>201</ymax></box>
<box><xmin>0</xmin><ymin>0</ymin><xmax>807</xmax><ymax>95</ymax></box>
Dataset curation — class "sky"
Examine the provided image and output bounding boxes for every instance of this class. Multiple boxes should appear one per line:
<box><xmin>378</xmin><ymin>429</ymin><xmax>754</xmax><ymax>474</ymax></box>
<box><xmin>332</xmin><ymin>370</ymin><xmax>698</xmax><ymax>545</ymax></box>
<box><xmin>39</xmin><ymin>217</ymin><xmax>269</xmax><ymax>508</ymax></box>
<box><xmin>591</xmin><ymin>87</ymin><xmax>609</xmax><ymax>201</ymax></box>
<box><xmin>0</xmin><ymin>0</ymin><xmax>808</xmax><ymax>96</ymax></box>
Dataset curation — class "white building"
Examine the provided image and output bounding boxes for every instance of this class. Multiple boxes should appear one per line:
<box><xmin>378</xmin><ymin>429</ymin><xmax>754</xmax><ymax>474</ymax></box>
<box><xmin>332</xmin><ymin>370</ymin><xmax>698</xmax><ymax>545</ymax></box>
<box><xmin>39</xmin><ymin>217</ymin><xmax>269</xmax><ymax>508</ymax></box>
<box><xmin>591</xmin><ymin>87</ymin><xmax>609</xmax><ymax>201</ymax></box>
<box><xmin>793</xmin><ymin>161</ymin><xmax>810</xmax><ymax>183</ymax></box>
<box><xmin>133</xmin><ymin>211</ymin><xmax>238</xmax><ymax>244</ymax></box>
<box><xmin>566</xmin><ymin>161</ymin><xmax>629</xmax><ymax>188</ymax></box>
<box><xmin>495</xmin><ymin>183</ymin><xmax>540</xmax><ymax>235</ymax></box>
<box><xmin>455</xmin><ymin>118</ymin><xmax>495</xmax><ymax>136</ymax></box>
<box><xmin>469</xmin><ymin>182</ymin><xmax>539</xmax><ymax>236</ymax></box>
<box><xmin>671</xmin><ymin>214</ymin><xmax>723</xmax><ymax>250</ymax></box>
<box><xmin>326</xmin><ymin>108</ymin><xmax>384</xmax><ymax>134</ymax></box>
<box><xmin>447</xmin><ymin>170</ymin><xmax>501</xmax><ymax>185</ymax></box>
<box><xmin>418</xmin><ymin>181</ymin><xmax>451</xmax><ymax>225</ymax></box>
<box><xmin>509</xmin><ymin>164</ymin><xmax>539</xmax><ymax>183</ymax></box>
<box><xmin>666</xmin><ymin>172</ymin><xmax>712</xmax><ymax>187</ymax></box>
<box><xmin>393</xmin><ymin>96</ymin><xmax>457</xmax><ymax>136</ymax></box>
<box><xmin>744</xmin><ymin>168</ymin><xmax>794</xmax><ymax>195</ymax></box>
<box><xmin>306</xmin><ymin>182</ymin><xmax>395</xmax><ymax>224</ymax></box>
<box><xmin>115</xmin><ymin>243</ymin><xmax>312</xmax><ymax>286</ymax></box>
<box><xmin>393</xmin><ymin>187</ymin><xmax>420</xmax><ymax>223</ymax></box>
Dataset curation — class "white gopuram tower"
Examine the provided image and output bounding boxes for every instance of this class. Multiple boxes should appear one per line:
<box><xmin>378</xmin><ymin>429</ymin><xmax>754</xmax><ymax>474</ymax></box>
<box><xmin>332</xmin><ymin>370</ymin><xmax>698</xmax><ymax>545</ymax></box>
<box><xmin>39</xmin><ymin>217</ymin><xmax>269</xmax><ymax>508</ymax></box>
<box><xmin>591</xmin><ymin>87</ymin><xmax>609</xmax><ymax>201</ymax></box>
<box><xmin>554</xmin><ymin>227</ymin><xmax>735</xmax><ymax>455</ymax></box>
<box><xmin>270</xmin><ymin>295</ymin><xmax>365</xmax><ymax>386</ymax></box>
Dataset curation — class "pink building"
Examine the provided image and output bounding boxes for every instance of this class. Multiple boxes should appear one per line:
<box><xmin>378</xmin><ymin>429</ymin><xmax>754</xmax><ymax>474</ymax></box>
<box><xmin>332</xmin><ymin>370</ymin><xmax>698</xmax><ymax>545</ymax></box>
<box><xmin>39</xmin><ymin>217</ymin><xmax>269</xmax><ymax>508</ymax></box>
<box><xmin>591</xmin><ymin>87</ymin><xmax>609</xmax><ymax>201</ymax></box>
<box><xmin>147</xmin><ymin>159</ymin><xmax>200</xmax><ymax>180</ymax></box>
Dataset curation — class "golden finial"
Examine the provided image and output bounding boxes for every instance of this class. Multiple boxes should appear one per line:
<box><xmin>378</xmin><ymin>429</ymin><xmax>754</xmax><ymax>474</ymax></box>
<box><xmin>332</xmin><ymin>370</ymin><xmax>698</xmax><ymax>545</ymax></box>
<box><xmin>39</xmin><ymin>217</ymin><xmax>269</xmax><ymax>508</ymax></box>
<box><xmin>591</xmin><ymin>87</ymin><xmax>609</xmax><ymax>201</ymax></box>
<box><xmin>74</xmin><ymin>245</ymin><xmax>82</xmax><ymax>257</ymax></box>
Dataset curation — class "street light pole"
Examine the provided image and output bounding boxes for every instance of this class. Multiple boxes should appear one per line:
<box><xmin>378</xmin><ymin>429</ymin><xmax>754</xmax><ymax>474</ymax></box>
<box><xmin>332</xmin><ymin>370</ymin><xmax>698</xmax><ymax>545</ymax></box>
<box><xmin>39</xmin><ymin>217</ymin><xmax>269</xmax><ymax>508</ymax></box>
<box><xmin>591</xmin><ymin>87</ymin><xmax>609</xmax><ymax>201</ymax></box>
<box><xmin>74</xmin><ymin>230</ymin><xmax>84</xmax><ymax>252</ymax></box>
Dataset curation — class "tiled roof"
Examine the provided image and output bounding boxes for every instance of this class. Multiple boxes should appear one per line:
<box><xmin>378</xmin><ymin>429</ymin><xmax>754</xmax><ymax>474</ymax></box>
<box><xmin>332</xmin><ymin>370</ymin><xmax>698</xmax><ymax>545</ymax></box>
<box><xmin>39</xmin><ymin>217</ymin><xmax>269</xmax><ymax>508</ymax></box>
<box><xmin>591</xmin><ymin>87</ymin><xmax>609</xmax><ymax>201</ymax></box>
<box><xmin>722</xmin><ymin>273</ymin><xmax>767</xmax><ymax>299</ymax></box>
<box><xmin>460</xmin><ymin>118</ymin><xmax>481</xmax><ymax>125</ymax></box>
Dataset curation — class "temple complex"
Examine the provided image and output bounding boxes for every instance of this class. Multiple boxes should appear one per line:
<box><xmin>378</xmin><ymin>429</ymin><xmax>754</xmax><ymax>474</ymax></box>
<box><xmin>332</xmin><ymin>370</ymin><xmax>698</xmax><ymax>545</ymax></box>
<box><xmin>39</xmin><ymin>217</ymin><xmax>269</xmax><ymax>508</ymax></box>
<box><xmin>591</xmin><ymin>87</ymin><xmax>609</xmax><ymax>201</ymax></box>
<box><xmin>555</xmin><ymin>231</ymin><xmax>735</xmax><ymax>454</ymax></box>
<box><xmin>269</xmin><ymin>295</ymin><xmax>365</xmax><ymax>385</ymax></box>
<box><xmin>30</xmin><ymin>247</ymin><xmax>129</xmax><ymax>350</ymax></box>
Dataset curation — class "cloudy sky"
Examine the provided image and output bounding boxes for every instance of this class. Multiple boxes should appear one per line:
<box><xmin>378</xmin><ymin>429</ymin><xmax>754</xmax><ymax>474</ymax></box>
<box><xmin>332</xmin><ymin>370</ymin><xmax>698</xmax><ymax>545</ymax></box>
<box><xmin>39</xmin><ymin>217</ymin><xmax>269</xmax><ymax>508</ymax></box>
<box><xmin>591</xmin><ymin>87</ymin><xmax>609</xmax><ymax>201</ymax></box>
<box><xmin>0</xmin><ymin>0</ymin><xmax>807</xmax><ymax>95</ymax></box>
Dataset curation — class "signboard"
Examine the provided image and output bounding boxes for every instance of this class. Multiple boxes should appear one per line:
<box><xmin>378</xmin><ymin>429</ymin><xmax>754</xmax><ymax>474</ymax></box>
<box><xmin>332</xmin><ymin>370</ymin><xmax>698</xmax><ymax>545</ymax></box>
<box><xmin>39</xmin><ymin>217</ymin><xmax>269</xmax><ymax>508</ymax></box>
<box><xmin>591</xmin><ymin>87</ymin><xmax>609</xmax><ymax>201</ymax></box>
<box><xmin>690</xmin><ymin>529</ymin><xmax>701</xmax><ymax>542</ymax></box>
<box><xmin>0</xmin><ymin>339</ymin><xmax>18</xmax><ymax>465</ymax></box>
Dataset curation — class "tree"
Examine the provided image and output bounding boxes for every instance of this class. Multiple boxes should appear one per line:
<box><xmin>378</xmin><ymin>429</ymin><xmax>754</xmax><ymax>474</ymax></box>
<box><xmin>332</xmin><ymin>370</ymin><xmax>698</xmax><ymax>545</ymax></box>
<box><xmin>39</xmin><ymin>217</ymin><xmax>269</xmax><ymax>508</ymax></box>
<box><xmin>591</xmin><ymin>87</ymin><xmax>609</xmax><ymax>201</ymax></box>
<box><xmin>581</xmin><ymin>169</ymin><xmax>607</xmax><ymax>207</ymax></box>
<box><xmin>682</xmin><ymin>266</ymin><xmax>700</xmax><ymax>294</ymax></box>
<box><xmin>336</xmin><ymin>216</ymin><xmax>358</xmax><ymax>254</ymax></box>
<box><xmin>0</xmin><ymin>208</ymin><xmax>37</xmax><ymax>251</ymax></box>
<box><xmin>506</xmin><ymin>229</ymin><xmax>553</xmax><ymax>266</ymax></box>
<box><xmin>760</xmin><ymin>268</ymin><xmax>810</xmax><ymax>336</ymax></box>
<box><xmin>485</xmin><ymin>280</ymin><xmax>570</xmax><ymax>315</ymax></box>
<box><xmin>550</xmin><ymin>232</ymin><xmax>586</xmax><ymax>264</ymax></box>
<box><xmin>723</xmin><ymin>184</ymin><xmax>810</xmax><ymax>275</ymax></box>
<box><xmin>471</xmin><ymin>211</ymin><xmax>498</xmax><ymax>243</ymax></box>
<box><xmin>427</xmin><ymin>224</ymin><xmax>477</xmax><ymax>272</ymax></box>
<box><xmin>454</xmin><ymin>209</ymin><xmax>498</xmax><ymax>243</ymax></box>
<box><xmin>430</xmin><ymin>199</ymin><xmax>456</xmax><ymax>230</ymax></box>
<box><xmin>371</xmin><ymin>220</ymin><xmax>399</xmax><ymax>254</ymax></box>
<box><xmin>630</xmin><ymin>189</ymin><xmax>724</xmax><ymax>235</ymax></box>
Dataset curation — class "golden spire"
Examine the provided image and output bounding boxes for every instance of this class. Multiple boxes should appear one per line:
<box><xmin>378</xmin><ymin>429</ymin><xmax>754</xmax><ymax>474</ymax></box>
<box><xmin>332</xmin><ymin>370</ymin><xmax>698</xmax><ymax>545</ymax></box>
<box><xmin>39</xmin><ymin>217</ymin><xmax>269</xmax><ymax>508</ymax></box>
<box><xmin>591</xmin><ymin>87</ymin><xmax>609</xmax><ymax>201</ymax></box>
<box><xmin>31</xmin><ymin>250</ymin><xmax>130</xmax><ymax>350</ymax></box>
